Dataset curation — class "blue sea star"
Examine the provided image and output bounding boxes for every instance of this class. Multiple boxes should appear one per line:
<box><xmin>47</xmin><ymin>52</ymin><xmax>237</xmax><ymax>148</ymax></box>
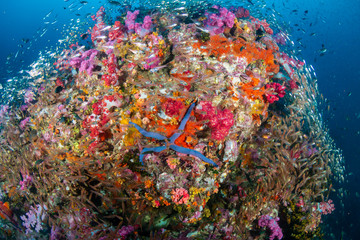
<box><xmin>129</xmin><ymin>102</ymin><xmax>219</xmax><ymax>167</ymax></box>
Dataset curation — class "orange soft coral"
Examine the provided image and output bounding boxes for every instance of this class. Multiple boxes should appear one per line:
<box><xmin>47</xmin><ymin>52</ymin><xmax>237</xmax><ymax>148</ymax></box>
<box><xmin>156</xmin><ymin>114</ymin><xmax>201</xmax><ymax>148</ymax></box>
<box><xmin>194</xmin><ymin>36</ymin><xmax>279</xmax><ymax>75</ymax></box>
<box><xmin>240</xmin><ymin>77</ymin><xmax>266</xmax><ymax>101</ymax></box>
<box><xmin>193</xmin><ymin>35</ymin><xmax>232</xmax><ymax>59</ymax></box>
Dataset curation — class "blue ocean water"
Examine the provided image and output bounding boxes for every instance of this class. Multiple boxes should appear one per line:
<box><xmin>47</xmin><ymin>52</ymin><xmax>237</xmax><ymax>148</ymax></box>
<box><xmin>0</xmin><ymin>0</ymin><xmax>359</xmax><ymax>239</ymax></box>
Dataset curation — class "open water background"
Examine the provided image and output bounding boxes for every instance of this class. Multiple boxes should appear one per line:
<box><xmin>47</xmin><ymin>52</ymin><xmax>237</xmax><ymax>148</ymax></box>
<box><xmin>0</xmin><ymin>0</ymin><xmax>359</xmax><ymax>239</ymax></box>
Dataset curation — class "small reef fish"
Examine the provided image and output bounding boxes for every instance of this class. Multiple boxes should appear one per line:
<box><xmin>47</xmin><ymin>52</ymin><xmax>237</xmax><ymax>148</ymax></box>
<box><xmin>43</xmin><ymin>10</ymin><xmax>53</xmax><ymax>19</ymax></box>
<box><xmin>108</xmin><ymin>0</ymin><xmax>122</xmax><ymax>5</ymax></box>
<box><xmin>195</xmin><ymin>26</ymin><xmax>210</xmax><ymax>33</ymax></box>
<box><xmin>96</xmin><ymin>35</ymin><xmax>107</xmax><ymax>40</ymax></box>
<box><xmin>166</xmin><ymin>23</ymin><xmax>178</xmax><ymax>29</ymax></box>
<box><xmin>174</xmin><ymin>7</ymin><xmax>186</xmax><ymax>11</ymax></box>
<box><xmin>100</xmin><ymin>26</ymin><xmax>111</xmax><ymax>31</ymax></box>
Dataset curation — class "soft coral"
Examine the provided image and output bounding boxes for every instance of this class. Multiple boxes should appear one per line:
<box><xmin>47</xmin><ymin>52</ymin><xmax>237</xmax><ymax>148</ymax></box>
<box><xmin>204</xmin><ymin>7</ymin><xmax>236</xmax><ymax>36</ymax></box>
<box><xmin>195</xmin><ymin>101</ymin><xmax>234</xmax><ymax>141</ymax></box>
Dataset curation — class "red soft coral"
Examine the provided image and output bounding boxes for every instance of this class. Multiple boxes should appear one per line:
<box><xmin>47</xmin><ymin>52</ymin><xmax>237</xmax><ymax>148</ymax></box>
<box><xmin>264</xmin><ymin>82</ymin><xmax>286</xmax><ymax>103</ymax></box>
<box><xmin>195</xmin><ymin>101</ymin><xmax>234</xmax><ymax>141</ymax></box>
<box><xmin>161</xmin><ymin>98</ymin><xmax>185</xmax><ymax>117</ymax></box>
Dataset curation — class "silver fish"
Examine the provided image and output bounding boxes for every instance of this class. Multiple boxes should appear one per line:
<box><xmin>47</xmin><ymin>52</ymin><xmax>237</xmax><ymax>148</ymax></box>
<box><xmin>196</xmin><ymin>26</ymin><xmax>209</xmax><ymax>33</ymax></box>
<box><xmin>166</xmin><ymin>23</ymin><xmax>178</xmax><ymax>29</ymax></box>
<box><xmin>43</xmin><ymin>10</ymin><xmax>53</xmax><ymax>19</ymax></box>
<box><xmin>174</xmin><ymin>7</ymin><xmax>186</xmax><ymax>11</ymax></box>
<box><xmin>100</xmin><ymin>26</ymin><xmax>111</xmax><ymax>31</ymax></box>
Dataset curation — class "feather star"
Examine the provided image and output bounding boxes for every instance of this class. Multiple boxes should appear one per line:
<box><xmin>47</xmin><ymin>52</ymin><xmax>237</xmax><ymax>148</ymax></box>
<box><xmin>129</xmin><ymin>102</ymin><xmax>219</xmax><ymax>167</ymax></box>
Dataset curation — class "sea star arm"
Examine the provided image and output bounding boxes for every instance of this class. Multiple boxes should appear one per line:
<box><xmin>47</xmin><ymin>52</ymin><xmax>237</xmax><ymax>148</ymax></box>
<box><xmin>130</xmin><ymin>102</ymin><xmax>218</xmax><ymax>167</ymax></box>
<box><xmin>129</xmin><ymin>121</ymin><xmax>167</xmax><ymax>141</ymax></box>
<box><xmin>139</xmin><ymin>146</ymin><xmax>167</xmax><ymax>164</ymax></box>
<box><xmin>169</xmin><ymin>144</ymin><xmax>218</xmax><ymax>167</ymax></box>
<box><xmin>169</xmin><ymin>102</ymin><xmax>196</xmax><ymax>143</ymax></box>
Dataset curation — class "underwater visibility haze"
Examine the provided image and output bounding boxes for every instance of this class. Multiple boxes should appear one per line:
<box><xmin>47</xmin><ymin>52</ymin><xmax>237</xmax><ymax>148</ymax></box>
<box><xmin>0</xmin><ymin>0</ymin><xmax>358</xmax><ymax>239</ymax></box>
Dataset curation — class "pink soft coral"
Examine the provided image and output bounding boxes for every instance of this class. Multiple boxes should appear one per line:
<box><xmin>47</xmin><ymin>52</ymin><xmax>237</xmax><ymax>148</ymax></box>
<box><xmin>250</xmin><ymin>16</ymin><xmax>274</xmax><ymax>35</ymax></box>
<box><xmin>235</xmin><ymin>7</ymin><xmax>250</xmax><ymax>18</ymax></box>
<box><xmin>209</xmin><ymin>108</ymin><xmax>234</xmax><ymax>140</ymax></box>
<box><xmin>196</xmin><ymin>101</ymin><xmax>234</xmax><ymax>141</ymax></box>
<box><xmin>90</xmin><ymin>7</ymin><xmax>106</xmax><ymax>43</ymax></box>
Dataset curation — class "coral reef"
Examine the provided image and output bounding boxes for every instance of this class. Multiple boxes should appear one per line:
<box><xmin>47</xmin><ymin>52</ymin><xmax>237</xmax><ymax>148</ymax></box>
<box><xmin>0</xmin><ymin>4</ymin><xmax>344</xmax><ymax>240</ymax></box>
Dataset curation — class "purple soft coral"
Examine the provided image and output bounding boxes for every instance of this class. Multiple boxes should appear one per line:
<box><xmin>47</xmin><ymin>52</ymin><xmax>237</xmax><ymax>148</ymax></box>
<box><xmin>20</xmin><ymin>117</ymin><xmax>30</xmax><ymax>130</ymax></box>
<box><xmin>142</xmin><ymin>15</ymin><xmax>152</xmax><ymax>30</ymax></box>
<box><xmin>258</xmin><ymin>215</ymin><xmax>283</xmax><ymax>240</ymax></box>
<box><xmin>125</xmin><ymin>11</ymin><xmax>152</xmax><ymax>37</ymax></box>
<box><xmin>118</xmin><ymin>225</ymin><xmax>135</xmax><ymax>238</ymax></box>
<box><xmin>70</xmin><ymin>49</ymin><xmax>98</xmax><ymax>76</ymax></box>
<box><xmin>204</xmin><ymin>7</ymin><xmax>236</xmax><ymax>36</ymax></box>
<box><xmin>135</xmin><ymin>15</ymin><xmax>152</xmax><ymax>37</ymax></box>
<box><xmin>125</xmin><ymin>10</ymin><xmax>139</xmax><ymax>31</ymax></box>
<box><xmin>20</xmin><ymin>204</ymin><xmax>47</xmax><ymax>234</ymax></box>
